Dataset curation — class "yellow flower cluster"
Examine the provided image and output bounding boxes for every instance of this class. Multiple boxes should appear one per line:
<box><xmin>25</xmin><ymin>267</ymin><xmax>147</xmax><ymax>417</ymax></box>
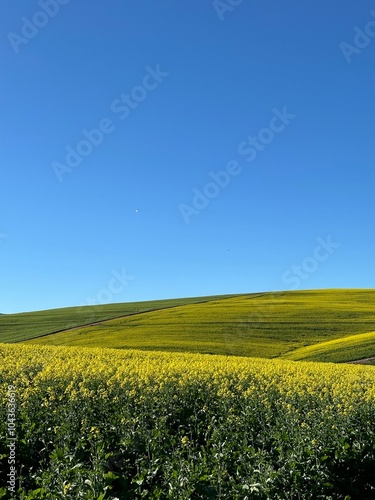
<box><xmin>0</xmin><ymin>343</ymin><xmax>374</xmax><ymax>411</ymax></box>
<box><xmin>0</xmin><ymin>344</ymin><xmax>375</xmax><ymax>410</ymax></box>
<box><xmin>1</xmin><ymin>341</ymin><xmax>374</xmax><ymax>499</ymax></box>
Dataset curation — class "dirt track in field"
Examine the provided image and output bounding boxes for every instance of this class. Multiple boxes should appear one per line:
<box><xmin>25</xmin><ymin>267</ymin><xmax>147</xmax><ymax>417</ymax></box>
<box><xmin>347</xmin><ymin>357</ymin><xmax>375</xmax><ymax>365</ymax></box>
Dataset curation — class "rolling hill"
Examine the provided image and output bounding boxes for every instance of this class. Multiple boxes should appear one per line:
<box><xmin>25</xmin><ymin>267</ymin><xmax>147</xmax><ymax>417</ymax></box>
<box><xmin>13</xmin><ymin>288</ymin><xmax>375</xmax><ymax>363</ymax></box>
<box><xmin>0</xmin><ymin>294</ymin><xmax>239</xmax><ymax>343</ymax></box>
<box><xmin>283</xmin><ymin>330</ymin><xmax>375</xmax><ymax>363</ymax></box>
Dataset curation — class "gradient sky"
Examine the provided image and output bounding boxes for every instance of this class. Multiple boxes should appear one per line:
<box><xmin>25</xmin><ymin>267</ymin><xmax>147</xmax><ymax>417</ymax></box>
<box><xmin>1</xmin><ymin>1</ymin><xmax>374</xmax><ymax>313</ymax></box>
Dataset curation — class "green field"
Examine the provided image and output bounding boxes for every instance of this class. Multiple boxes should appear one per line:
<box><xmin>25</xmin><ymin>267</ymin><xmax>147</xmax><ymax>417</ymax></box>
<box><xmin>283</xmin><ymin>330</ymin><xmax>375</xmax><ymax>363</ymax></box>
<box><xmin>2</xmin><ymin>290</ymin><xmax>375</xmax><ymax>498</ymax></box>
<box><xmin>18</xmin><ymin>289</ymin><xmax>375</xmax><ymax>363</ymax></box>
<box><xmin>0</xmin><ymin>295</ymin><xmax>237</xmax><ymax>343</ymax></box>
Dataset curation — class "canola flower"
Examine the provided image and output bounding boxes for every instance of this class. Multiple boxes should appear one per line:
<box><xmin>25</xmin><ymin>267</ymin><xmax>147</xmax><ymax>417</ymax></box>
<box><xmin>0</xmin><ymin>343</ymin><xmax>374</xmax><ymax>499</ymax></box>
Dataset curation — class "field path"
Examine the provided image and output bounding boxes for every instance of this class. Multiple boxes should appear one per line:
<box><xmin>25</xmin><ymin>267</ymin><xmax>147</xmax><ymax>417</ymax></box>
<box><xmin>347</xmin><ymin>356</ymin><xmax>375</xmax><ymax>365</ymax></box>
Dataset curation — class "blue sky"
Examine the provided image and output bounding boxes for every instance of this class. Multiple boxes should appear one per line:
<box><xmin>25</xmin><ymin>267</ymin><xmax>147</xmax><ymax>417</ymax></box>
<box><xmin>1</xmin><ymin>1</ymin><xmax>374</xmax><ymax>313</ymax></box>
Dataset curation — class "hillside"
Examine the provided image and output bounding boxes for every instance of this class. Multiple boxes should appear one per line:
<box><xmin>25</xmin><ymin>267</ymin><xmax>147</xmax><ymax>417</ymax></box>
<box><xmin>283</xmin><ymin>330</ymin><xmax>375</xmax><ymax>363</ymax></box>
<box><xmin>0</xmin><ymin>294</ymin><xmax>238</xmax><ymax>343</ymax></box>
<box><xmin>24</xmin><ymin>289</ymin><xmax>375</xmax><ymax>362</ymax></box>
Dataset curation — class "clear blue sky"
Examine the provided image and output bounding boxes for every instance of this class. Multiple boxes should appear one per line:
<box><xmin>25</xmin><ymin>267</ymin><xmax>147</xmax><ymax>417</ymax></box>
<box><xmin>1</xmin><ymin>1</ymin><xmax>374</xmax><ymax>313</ymax></box>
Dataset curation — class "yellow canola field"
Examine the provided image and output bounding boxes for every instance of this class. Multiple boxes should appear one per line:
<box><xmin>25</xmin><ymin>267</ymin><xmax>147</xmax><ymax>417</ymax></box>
<box><xmin>1</xmin><ymin>343</ymin><xmax>375</xmax><ymax>498</ymax></box>
<box><xmin>1</xmin><ymin>343</ymin><xmax>374</xmax><ymax>406</ymax></box>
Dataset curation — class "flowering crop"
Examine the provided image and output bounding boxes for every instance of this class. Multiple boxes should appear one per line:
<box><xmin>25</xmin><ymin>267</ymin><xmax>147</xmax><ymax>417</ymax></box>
<box><xmin>0</xmin><ymin>343</ymin><xmax>374</xmax><ymax>498</ymax></box>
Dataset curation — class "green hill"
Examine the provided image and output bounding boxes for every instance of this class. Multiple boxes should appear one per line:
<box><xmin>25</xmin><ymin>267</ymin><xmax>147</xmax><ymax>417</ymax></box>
<box><xmin>22</xmin><ymin>289</ymin><xmax>375</xmax><ymax>362</ymax></box>
<box><xmin>0</xmin><ymin>294</ymin><xmax>238</xmax><ymax>343</ymax></box>
<box><xmin>282</xmin><ymin>330</ymin><xmax>375</xmax><ymax>363</ymax></box>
